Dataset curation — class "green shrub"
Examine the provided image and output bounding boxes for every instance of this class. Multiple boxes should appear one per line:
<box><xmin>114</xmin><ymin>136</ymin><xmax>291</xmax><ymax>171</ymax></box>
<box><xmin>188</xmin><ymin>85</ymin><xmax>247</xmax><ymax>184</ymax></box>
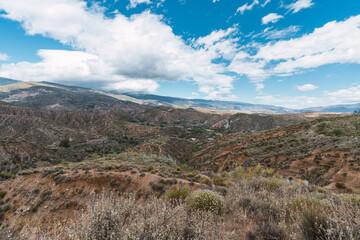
<box><xmin>264</xmin><ymin>177</ymin><xmax>282</xmax><ymax>191</ymax></box>
<box><xmin>289</xmin><ymin>197</ymin><xmax>322</xmax><ymax>212</ymax></box>
<box><xmin>0</xmin><ymin>190</ymin><xmax>6</xmax><ymax>200</ymax></box>
<box><xmin>317</xmin><ymin>122</ymin><xmax>327</xmax><ymax>132</ymax></box>
<box><xmin>59</xmin><ymin>138</ymin><xmax>70</xmax><ymax>148</ymax></box>
<box><xmin>186</xmin><ymin>190</ymin><xmax>224</xmax><ymax>214</ymax></box>
<box><xmin>331</xmin><ymin>128</ymin><xmax>344</xmax><ymax>137</ymax></box>
<box><xmin>166</xmin><ymin>187</ymin><xmax>190</xmax><ymax>203</ymax></box>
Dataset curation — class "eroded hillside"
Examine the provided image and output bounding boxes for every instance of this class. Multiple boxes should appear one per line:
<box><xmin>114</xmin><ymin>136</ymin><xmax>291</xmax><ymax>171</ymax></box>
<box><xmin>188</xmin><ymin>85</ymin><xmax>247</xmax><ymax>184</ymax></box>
<box><xmin>192</xmin><ymin>115</ymin><xmax>360</xmax><ymax>189</ymax></box>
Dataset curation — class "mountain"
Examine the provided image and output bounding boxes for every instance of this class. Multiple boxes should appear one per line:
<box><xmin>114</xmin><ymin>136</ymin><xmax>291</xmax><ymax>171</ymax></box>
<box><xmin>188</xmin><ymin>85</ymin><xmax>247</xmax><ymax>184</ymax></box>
<box><xmin>302</xmin><ymin>103</ymin><xmax>360</xmax><ymax>113</ymax></box>
<box><xmin>0</xmin><ymin>79</ymin><xmax>292</xmax><ymax>113</ymax></box>
<box><xmin>0</xmin><ymin>77</ymin><xmax>19</xmax><ymax>86</ymax></box>
<box><xmin>1</xmin><ymin>78</ymin><xmax>360</xmax><ymax>113</ymax></box>
<box><xmin>123</xmin><ymin>92</ymin><xmax>292</xmax><ymax>113</ymax></box>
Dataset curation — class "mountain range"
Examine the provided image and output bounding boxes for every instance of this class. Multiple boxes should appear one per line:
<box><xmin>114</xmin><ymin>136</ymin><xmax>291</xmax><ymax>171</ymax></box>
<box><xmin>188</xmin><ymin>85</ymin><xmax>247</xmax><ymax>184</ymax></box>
<box><xmin>0</xmin><ymin>78</ymin><xmax>358</xmax><ymax>113</ymax></box>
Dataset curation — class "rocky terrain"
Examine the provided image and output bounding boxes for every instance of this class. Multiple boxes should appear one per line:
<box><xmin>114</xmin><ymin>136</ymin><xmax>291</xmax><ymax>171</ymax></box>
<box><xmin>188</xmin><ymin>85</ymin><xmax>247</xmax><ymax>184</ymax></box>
<box><xmin>192</xmin><ymin>115</ymin><xmax>360</xmax><ymax>189</ymax></box>
<box><xmin>0</xmin><ymin>79</ymin><xmax>359</xmax><ymax>239</ymax></box>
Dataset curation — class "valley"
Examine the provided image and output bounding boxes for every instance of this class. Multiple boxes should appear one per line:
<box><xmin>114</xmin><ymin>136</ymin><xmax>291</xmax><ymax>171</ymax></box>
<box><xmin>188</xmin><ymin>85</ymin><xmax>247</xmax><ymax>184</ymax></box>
<box><xmin>0</xmin><ymin>79</ymin><xmax>358</xmax><ymax>239</ymax></box>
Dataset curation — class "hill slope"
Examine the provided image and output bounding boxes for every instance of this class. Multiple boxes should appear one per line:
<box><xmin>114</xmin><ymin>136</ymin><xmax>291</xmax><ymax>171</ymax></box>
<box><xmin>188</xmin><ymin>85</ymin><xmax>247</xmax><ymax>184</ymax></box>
<box><xmin>192</xmin><ymin>115</ymin><xmax>360</xmax><ymax>189</ymax></box>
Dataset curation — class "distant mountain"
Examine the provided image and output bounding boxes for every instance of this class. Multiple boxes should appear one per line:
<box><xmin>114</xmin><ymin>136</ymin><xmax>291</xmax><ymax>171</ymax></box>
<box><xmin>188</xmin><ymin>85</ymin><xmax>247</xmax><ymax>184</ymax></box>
<box><xmin>0</xmin><ymin>78</ymin><xmax>359</xmax><ymax>113</ymax></box>
<box><xmin>123</xmin><ymin>93</ymin><xmax>292</xmax><ymax>114</ymax></box>
<box><xmin>302</xmin><ymin>103</ymin><xmax>360</xmax><ymax>113</ymax></box>
<box><xmin>0</xmin><ymin>77</ymin><xmax>19</xmax><ymax>86</ymax></box>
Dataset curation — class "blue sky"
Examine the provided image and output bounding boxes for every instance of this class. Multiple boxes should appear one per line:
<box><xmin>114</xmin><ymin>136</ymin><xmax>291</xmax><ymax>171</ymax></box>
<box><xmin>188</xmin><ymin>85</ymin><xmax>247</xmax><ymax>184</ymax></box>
<box><xmin>0</xmin><ymin>0</ymin><xmax>360</xmax><ymax>108</ymax></box>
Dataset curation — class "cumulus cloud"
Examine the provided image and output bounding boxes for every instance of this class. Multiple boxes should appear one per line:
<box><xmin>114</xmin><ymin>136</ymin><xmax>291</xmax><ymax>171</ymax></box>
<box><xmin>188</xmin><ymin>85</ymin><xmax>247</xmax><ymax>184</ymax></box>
<box><xmin>297</xmin><ymin>84</ymin><xmax>318</xmax><ymax>91</ymax></box>
<box><xmin>0</xmin><ymin>0</ymin><xmax>237</xmax><ymax>98</ymax></box>
<box><xmin>286</xmin><ymin>0</ymin><xmax>314</xmax><ymax>13</ymax></box>
<box><xmin>128</xmin><ymin>0</ymin><xmax>151</xmax><ymax>9</ymax></box>
<box><xmin>256</xmin><ymin>84</ymin><xmax>360</xmax><ymax>109</ymax></box>
<box><xmin>236</xmin><ymin>0</ymin><xmax>259</xmax><ymax>15</ymax></box>
<box><xmin>256</xmin><ymin>15</ymin><xmax>360</xmax><ymax>75</ymax></box>
<box><xmin>262</xmin><ymin>13</ymin><xmax>283</xmax><ymax>25</ymax></box>
<box><xmin>325</xmin><ymin>85</ymin><xmax>360</xmax><ymax>103</ymax></box>
<box><xmin>0</xmin><ymin>53</ymin><xmax>8</xmax><ymax>61</ymax></box>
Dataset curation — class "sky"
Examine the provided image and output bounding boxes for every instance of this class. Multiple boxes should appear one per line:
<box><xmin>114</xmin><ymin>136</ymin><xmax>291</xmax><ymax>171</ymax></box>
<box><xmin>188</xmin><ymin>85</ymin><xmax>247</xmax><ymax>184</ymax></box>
<box><xmin>0</xmin><ymin>0</ymin><xmax>360</xmax><ymax>109</ymax></box>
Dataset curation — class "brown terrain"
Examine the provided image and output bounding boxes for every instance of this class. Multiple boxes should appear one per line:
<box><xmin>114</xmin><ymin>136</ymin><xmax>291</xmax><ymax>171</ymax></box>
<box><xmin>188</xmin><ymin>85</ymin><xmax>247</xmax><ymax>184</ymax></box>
<box><xmin>0</xmin><ymin>81</ymin><xmax>359</xmax><ymax>239</ymax></box>
<box><xmin>192</xmin><ymin>115</ymin><xmax>360</xmax><ymax>189</ymax></box>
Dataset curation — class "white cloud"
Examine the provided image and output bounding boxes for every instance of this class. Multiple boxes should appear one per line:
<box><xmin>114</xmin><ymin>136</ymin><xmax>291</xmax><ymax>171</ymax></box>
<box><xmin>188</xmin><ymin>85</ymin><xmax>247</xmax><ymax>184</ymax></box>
<box><xmin>256</xmin><ymin>15</ymin><xmax>360</xmax><ymax>75</ymax></box>
<box><xmin>228</xmin><ymin>51</ymin><xmax>269</xmax><ymax>83</ymax></box>
<box><xmin>262</xmin><ymin>13</ymin><xmax>283</xmax><ymax>25</ymax></box>
<box><xmin>325</xmin><ymin>85</ymin><xmax>360</xmax><ymax>103</ymax></box>
<box><xmin>255</xmin><ymin>94</ymin><xmax>318</xmax><ymax>109</ymax></box>
<box><xmin>236</xmin><ymin>0</ymin><xmax>259</xmax><ymax>15</ymax></box>
<box><xmin>0</xmin><ymin>53</ymin><xmax>8</xmax><ymax>61</ymax></box>
<box><xmin>261</xmin><ymin>0</ymin><xmax>271</xmax><ymax>7</ymax></box>
<box><xmin>297</xmin><ymin>84</ymin><xmax>318</xmax><ymax>91</ymax></box>
<box><xmin>128</xmin><ymin>0</ymin><xmax>151</xmax><ymax>8</ymax></box>
<box><xmin>195</xmin><ymin>27</ymin><xmax>239</xmax><ymax>60</ymax></box>
<box><xmin>256</xmin><ymin>84</ymin><xmax>360</xmax><ymax>109</ymax></box>
<box><xmin>253</xmin><ymin>26</ymin><xmax>300</xmax><ymax>39</ymax></box>
<box><xmin>0</xmin><ymin>0</ymin><xmax>237</xmax><ymax>98</ymax></box>
<box><xmin>286</xmin><ymin>0</ymin><xmax>314</xmax><ymax>13</ymax></box>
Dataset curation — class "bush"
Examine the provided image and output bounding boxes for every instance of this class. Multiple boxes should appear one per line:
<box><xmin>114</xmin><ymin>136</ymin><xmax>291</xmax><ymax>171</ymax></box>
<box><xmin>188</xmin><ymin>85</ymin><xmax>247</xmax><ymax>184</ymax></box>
<box><xmin>186</xmin><ymin>190</ymin><xmax>224</xmax><ymax>214</ymax></box>
<box><xmin>247</xmin><ymin>222</ymin><xmax>287</xmax><ymax>240</ymax></box>
<box><xmin>0</xmin><ymin>190</ymin><xmax>6</xmax><ymax>200</ymax></box>
<box><xmin>331</xmin><ymin>128</ymin><xmax>344</xmax><ymax>137</ymax></box>
<box><xmin>335</xmin><ymin>182</ymin><xmax>346</xmax><ymax>189</ymax></box>
<box><xmin>263</xmin><ymin>177</ymin><xmax>282</xmax><ymax>191</ymax></box>
<box><xmin>300</xmin><ymin>207</ymin><xmax>329</xmax><ymax>240</ymax></box>
<box><xmin>65</xmin><ymin>194</ymin><xmax>227</xmax><ymax>240</ymax></box>
<box><xmin>166</xmin><ymin>187</ymin><xmax>190</xmax><ymax>203</ymax></box>
<box><xmin>59</xmin><ymin>138</ymin><xmax>70</xmax><ymax>148</ymax></box>
<box><xmin>304</xmin><ymin>123</ymin><xmax>311</xmax><ymax>130</ymax></box>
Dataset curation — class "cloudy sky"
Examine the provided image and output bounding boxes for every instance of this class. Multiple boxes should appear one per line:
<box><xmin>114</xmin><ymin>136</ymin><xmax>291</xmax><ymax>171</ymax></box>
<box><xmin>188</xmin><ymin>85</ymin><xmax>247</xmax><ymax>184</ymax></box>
<box><xmin>0</xmin><ymin>0</ymin><xmax>359</xmax><ymax>109</ymax></box>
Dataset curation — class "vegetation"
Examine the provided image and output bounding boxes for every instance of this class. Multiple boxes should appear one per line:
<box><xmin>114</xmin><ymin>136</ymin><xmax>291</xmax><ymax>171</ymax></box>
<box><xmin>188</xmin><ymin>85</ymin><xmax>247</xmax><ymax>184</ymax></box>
<box><xmin>49</xmin><ymin>174</ymin><xmax>360</xmax><ymax>240</ymax></box>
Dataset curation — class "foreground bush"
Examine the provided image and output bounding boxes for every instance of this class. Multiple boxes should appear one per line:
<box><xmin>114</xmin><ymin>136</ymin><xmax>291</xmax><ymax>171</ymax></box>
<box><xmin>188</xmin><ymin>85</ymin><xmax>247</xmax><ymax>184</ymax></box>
<box><xmin>47</xmin><ymin>177</ymin><xmax>360</xmax><ymax>240</ymax></box>
<box><xmin>246</xmin><ymin>222</ymin><xmax>287</xmax><ymax>240</ymax></box>
<box><xmin>64</xmin><ymin>193</ymin><xmax>227</xmax><ymax>240</ymax></box>
<box><xmin>186</xmin><ymin>190</ymin><xmax>225</xmax><ymax>214</ymax></box>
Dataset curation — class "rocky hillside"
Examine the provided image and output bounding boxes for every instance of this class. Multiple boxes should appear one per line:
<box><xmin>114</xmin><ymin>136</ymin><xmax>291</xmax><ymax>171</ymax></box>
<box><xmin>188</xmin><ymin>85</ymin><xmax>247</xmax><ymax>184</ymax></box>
<box><xmin>210</xmin><ymin>112</ymin><xmax>341</xmax><ymax>133</ymax></box>
<box><xmin>192</xmin><ymin>115</ymin><xmax>360</xmax><ymax>189</ymax></box>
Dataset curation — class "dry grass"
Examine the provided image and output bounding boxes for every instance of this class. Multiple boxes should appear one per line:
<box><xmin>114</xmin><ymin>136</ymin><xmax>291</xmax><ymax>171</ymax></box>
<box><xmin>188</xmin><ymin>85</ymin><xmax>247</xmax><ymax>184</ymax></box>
<box><xmin>46</xmin><ymin>174</ymin><xmax>360</xmax><ymax>240</ymax></box>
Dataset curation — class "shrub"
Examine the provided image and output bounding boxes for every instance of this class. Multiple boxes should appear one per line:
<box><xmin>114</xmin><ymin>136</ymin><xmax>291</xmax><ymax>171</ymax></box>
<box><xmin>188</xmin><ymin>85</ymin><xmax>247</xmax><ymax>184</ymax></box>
<box><xmin>304</xmin><ymin>123</ymin><xmax>311</xmax><ymax>130</ymax></box>
<box><xmin>0</xmin><ymin>190</ymin><xmax>6</xmax><ymax>200</ymax></box>
<box><xmin>331</xmin><ymin>128</ymin><xmax>345</xmax><ymax>137</ymax></box>
<box><xmin>317</xmin><ymin>122</ymin><xmax>327</xmax><ymax>132</ymax></box>
<box><xmin>264</xmin><ymin>177</ymin><xmax>282</xmax><ymax>191</ymax></box>
<box><xmin>290</xmin><ymin>197</ymin><xmax>322</xmax><ymax>212</ymax></box>
<box><xmin>64</xmin><ymin>194</ymin><xmax>227</xmax><ymax>240</ymax></box>
<box><xmin>335</xmin><ymin>182</ymin><xmax>346</xmax><ymax>189</ymax></box>
<box><xmin>186</xmin><ymin>190</ymin><xmax>224</xmax><ymax>214</ymax></box>
<box><xmin>166</xmin><ymin>187</ymin><xmax>190</xmax><ymax>203</ymax></box>
<box><xmin>246</xmin><ymin>222</ymin><xmax>287</xmax><ymax>240</ymax></box>
<box><xmin>212</xmin><ymin>176</ymin><xmax>227</xmax><ymax>186</ymax></box>
<box><xmin>59</xmin><ymin>138</ymin><xmax>70</xmax><ymax>148</ymax></box>
<box><xmin>300</xmin><ymin>207</ymin><xmax>329</xmax><ymax>240</ymax></box>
